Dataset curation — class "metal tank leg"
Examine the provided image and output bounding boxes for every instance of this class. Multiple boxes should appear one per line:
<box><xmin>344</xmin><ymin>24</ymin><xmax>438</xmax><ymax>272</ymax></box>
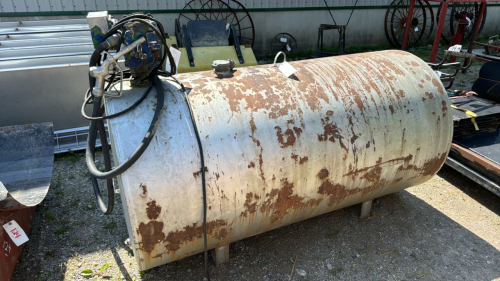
<box><xmin>360</xmin><ymin>200</ymin><xmax>373</xmax><ymax>219</ymax></box>
<box><xmin>210</xmin><ymin>245</ymin><xmax>230</xmax><ymax>265</ymax></box>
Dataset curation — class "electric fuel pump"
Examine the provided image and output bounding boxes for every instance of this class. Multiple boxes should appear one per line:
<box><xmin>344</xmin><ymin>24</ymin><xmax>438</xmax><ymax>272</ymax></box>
<box><xmin>83</xmin><ymin>13</ymin><xmax>176</xmax><ymax>215</ymax></box>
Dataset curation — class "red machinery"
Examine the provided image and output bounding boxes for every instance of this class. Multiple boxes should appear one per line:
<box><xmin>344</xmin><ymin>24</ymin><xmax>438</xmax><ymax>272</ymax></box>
<box><xmin>401</xmin><ymin>0</ymin><xmax>500</xmax><ymax>198</ymax></box>
<box><xmin>401</xmin><ymin>0</ymin><xmax>493</xmax><ymax>63</ymax></box>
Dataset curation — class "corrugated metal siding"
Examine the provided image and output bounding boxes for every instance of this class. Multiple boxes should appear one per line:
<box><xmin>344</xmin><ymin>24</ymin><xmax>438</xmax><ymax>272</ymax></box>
<box><xmin>0</xmin><ymin>0</ymin><xmax>387</xmax><ymax>13</ymax></box>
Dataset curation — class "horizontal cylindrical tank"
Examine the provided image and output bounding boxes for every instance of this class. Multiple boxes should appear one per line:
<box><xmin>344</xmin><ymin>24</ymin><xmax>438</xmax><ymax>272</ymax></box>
<box><xmin>105</xmin><ymin>50</ymin><xmax>453</xmax><ymax>270</ymax></box>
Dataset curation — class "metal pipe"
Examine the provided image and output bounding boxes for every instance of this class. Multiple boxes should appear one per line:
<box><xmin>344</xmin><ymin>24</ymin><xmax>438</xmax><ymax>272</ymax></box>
<box><xmin>105</xmin><ymin>50</ymin><xmax>453</xmax><ymax>270</ymax></box>
<box><xmin>90</xmin><ymin>36</ymin><xmax>146</xmax><ymax>97</ymax></box>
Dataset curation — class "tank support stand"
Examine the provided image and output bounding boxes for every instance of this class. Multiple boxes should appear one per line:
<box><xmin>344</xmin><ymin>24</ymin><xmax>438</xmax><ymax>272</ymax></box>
<box><xmin>210</xmin><ymin>245</ymin><xmax>230</xmax><ymax>265</ymax></box>
<box><xmin>360</xmin><ymin>200</ymin><xmax>373</xmax><ymax>219</ymax></box>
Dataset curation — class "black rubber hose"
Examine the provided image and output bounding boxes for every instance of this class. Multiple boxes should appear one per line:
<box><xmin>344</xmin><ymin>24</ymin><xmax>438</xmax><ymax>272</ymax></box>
<box><xmin>90</xmin><ymin>106</ymin><xmax>114</xmax><ymax>214</ymax></box>
<box><xmin>85</xmin><ymin>15</ymin><xmax>171</xmax><ymax>215</ymax></box>
<box><xmin>81</xmin><ymin>78</ymin><xmax>153</xmax><ymax>121</ymax></box>
<box><xmin>86</xmin><ymin>75</ymin><xmax>164</xmax><ymax>180</ymax></box>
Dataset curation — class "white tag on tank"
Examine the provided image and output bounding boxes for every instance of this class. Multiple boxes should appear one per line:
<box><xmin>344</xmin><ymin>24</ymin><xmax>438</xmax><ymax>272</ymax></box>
<box><xmin>3</xmin><ymin>220</ymin><xmax>29</xmax><ymax>246</ymax></box>
<box><xmin>165</xmin><ymin>47</ymin><xmax>182</xmax><ymax>75</ymax></box>
<box><xmin>277</xmin><ymin>61</ymin><xmax>297</xmax><ymax>78</ymax></box>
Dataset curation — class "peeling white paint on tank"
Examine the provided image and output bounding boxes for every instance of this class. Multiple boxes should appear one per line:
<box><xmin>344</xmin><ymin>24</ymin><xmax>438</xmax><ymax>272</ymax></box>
<box><xmin>105</xmin><ymin>50</ymin><xmax>453</xmax><ymax>270</ymax></box>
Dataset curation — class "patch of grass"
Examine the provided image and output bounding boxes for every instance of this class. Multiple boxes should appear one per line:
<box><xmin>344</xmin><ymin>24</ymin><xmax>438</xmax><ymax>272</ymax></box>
<box><xmin>54</xmin><ymin>226</ymin><xmax>69</xmax><ymax>234</ymax></box>
<box><xmin>100</xmin><ymin>263</ymin><xmax>112</xmax><ymax>272</ymax></box>
<box><xmin>327</xmin><ymin>230</ymin><xmax>339</xmax><ymax>239</ymax></box>
<box><xmin>103</xmin><ymin>220</ymin><xmax>117</xmax><ymax>232</ymax></box>
<box><xmin>67</xmin><ymin>149</ymin><xmax>84</xmax><ymax>164</ymax></box>
<box><xmin>70</xmin><ymin>240</ymin><xmax>80</xmax><ymax>247</ymax></box>
<box><xmin>44</xmin><ymin>213</ymin><xmax>56</xmax><ymax>221</ymax></box>
<box><xmin>329</xmin><ymin>267</ymin><xmax>344</xmax><ymax>274</ymax></box>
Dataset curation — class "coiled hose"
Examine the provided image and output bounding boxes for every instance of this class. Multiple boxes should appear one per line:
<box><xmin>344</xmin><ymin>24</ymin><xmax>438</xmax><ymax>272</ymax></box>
<box><xmin>83</xmin><ymin>15</ymin><xmax>175</xmax><ymax>215</ymax></box>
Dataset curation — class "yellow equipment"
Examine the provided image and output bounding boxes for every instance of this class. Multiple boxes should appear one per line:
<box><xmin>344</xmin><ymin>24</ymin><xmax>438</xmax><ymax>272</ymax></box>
<box><xmin>164</xmin><ymin>36</ymin><xmax>257</xmax><ymax>73</ymax></box>
<box><xmin>163</xmin><ymin>19</ymin><xmax>257</xmax><ymax>74</ymax></box>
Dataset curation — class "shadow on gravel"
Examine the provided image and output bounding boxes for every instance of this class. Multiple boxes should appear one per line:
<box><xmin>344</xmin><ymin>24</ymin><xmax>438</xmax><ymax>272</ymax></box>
<box><xmin>438</xmin><ymin>165</ymin><xmax>500</xmax><ymax>216</ymax></box>
<box><xmin>139</xmin><ymin>190</ymin><xmax>500</xmax><ymax>281</ymax></box>
<box><xmin>9</xmin><ymin>160</ymin><xmax>500</xmax><ymax>281</ymax></box>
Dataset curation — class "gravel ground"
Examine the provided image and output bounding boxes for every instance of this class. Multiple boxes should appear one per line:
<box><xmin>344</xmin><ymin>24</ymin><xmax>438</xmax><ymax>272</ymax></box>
<box><xmin>10</xmin><ymin>155</ymin><xmax>500</xmax><ymax>281</ymax></box>
<box><xmin>10</xmin><ymin>49</ymin><xmax>500</xmax><ymax>281</ymax></box>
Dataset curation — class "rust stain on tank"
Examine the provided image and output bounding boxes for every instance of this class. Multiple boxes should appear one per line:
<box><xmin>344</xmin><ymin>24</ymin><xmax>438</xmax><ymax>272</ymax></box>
<box><xmin>193</xmin><ymin>167</ymin><xmax>208</xmax><ymax>178</ymax></box>
<box><xmin>344</xmin><ymin>155</ymin><xmax>413</xmax><ymax>176</ymax></box>
<box><xmin>318</xmin><ymin>119</ymin><xmax>348</xmax><ymax>152</ymax></box>
<box><xmin>441</xmin><ymin>100</ymin><xmax>448</xmax><ymax>117</ymax></box>
<box><xmin>315</xmin><ymin>166</ymin><xmax>387</xmax><ymax>207</ymax></box>
<box><xmin>260</xmin><ymin>178</ymin><xmax>321</xmax><ymax>224</ymax></box>
<box><xmin>293</xmin><ymin>127</ymin><xmax>302</xmax><ymax>137</ymax></box>
<box><xmin>396</xmin><ymin>90</ymin><xmax>406</xmax><ymax>99</ymax></box>
<box><xmin>317</xmin><ymin>169</ymin><xmax>329</xmax><ymax>180</ymax></box>
<box><xmin>421</xmin><ymin>153</ymin><xmax>447</xmax><ymax>176</ymax></box>
<box><xmin>249</xmin><ymin>116</ymin><xmax>265</xmax><ymax>181</ymax></box>
<box><xmin>151</xmin><ymin>253</ymin><xmax>163</xmax><ymax>259</ymax></box>
<box><xmin>296</xmin><ymin>72</ymin><xmax>331</xmax><ymax>110</ymax></box>
<box><xmin>291</xmin><ymin>153</ymin><xmax>299</xmax><ymax>162</ymax></box>
<box><xmin>389</xmin><ymin>105</ymin><xmax>395</xmax><ymax>114</ymax></box>
<box><xmin>213</xmin><ymin>70</ymin><xmax>302</xmax><ymax>119</ymax></box>
<box><xmin>248</xmin><ymin>162</ymin><xmax>255</xmax><ymax>168</ymax></box>
<box><xmin>140</xmin><ymin>183</ymin><xmax>147</xmax><ymax>196</ymax></box>
<box><xmin>397</xmin><ymin>164</ymin><xmax>418</xmax><ymax>172</ymax></box>
<box><xmin>432</xmin><ymin>78</ymin><xmax>444</xmax><ymax>94</ymax></box>
<box><xmin>137</xmin><ymin>221</ymin><xmax>165</xmax><ymax>253</ymax></box>
<box><xmin>361</xmin><ymin>166</ymin><xmax>382</xmax><ymax>182</ymax></box>
<box><xmin>317</xmin><ymin>180</ymin><xmax>356</xmax><ymax>207</ymax></box>
<box><xmin>410</xmin><ymin>61</ymin><xmax>419</xmax><ymax>67</ymax></box>
<box><xmin>299</xmin><ymin>156</ymin><xmax>309</xmax><ymax>164</ymax></box>
<box><xmin>240</xmin><ymin>192</ymin><xmax>260</xmax><ymax>218</ymax></box>
<box><xmin>249</xmin><ymin>115</ymin><xmax>257</xmax><ymax>134</ymax></box>
<box><xmin>326</xmin><ymin>110</ymin><xmax>334</xmax><ymax>116</ymax></box>
<box><xmin>275</xmin><ymin>126</ymin><xmax>296</xmax><ymax>148</ymax></box>
<box><xmin>353</xmin><ymin>95</ymin><xmax>365</xmax><ymax>111</ymax></box>
<box><xmin>146</xmin><ymin>201</ymin><xmax>161</xmax><ymax>220</ymax></box>
<box><xmin>165</xmin><ymin>220</ymin><xmax>230</xmax><ymax>252</ymax></box>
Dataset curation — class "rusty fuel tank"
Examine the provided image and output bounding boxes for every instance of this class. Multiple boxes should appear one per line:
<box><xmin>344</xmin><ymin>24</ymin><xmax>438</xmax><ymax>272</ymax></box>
<box><xmin>104</xmin><ymin>50</ymin><xmax>453</xmax><ymax>270</ymax></box>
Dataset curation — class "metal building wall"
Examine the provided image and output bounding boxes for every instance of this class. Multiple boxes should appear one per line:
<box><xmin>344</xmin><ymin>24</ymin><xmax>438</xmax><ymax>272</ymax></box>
<box><xmin>0</xmin><ymin>0</ymin><xmax>387</xmax><ymax>13</ymax></box>
<box><xmin>1</xmin><ymin>0</ymin><xmax>499</xmax><ymax>52</ymax></box>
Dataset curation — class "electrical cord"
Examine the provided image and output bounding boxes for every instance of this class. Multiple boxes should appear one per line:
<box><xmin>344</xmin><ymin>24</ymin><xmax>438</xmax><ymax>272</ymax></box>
<box><xmin>167</xmin><ymin>76</ymin><xmax>210</xmax><ymax>281</ymax></box>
